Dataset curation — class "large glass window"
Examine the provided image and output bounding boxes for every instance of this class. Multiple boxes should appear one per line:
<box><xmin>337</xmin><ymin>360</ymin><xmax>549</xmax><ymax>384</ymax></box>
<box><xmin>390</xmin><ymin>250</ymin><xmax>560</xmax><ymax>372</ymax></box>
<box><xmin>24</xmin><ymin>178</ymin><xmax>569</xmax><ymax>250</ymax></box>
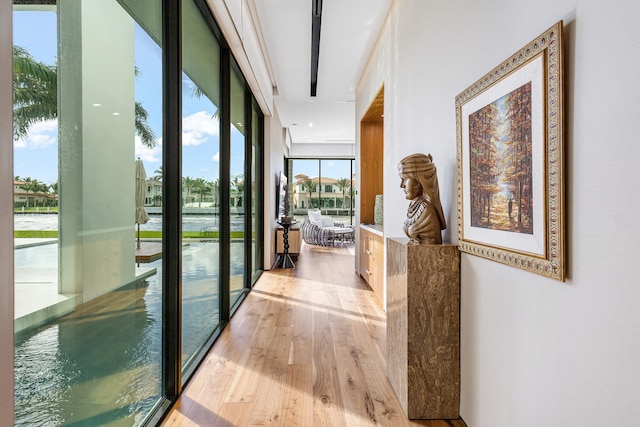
<box><xmin>180</xmin><ymin>0</ymin><xmax>221</xmax><ymax>370</ymax></box>
<box><xmin>12</xmin><ymin>1</ymin><xmax>263</xmax><ymax>424</ymax></box>
<box><xmin>290</xmin><ymin>159</ymin><xmax>319</xmax><ymax>222</ymax></box>
<box><xmin>321</xmin><ymin>159</ymin><xmax>353</xmax><ymax>223</ymax></box>
<box><xmin>251</xmin><ymin>102</ymin><xmax>262</xmax><ymax>283</ymax></box>
<box><xmin>288</xmin><ymin>158</ymin><xmax>354</xmax><ymax>225</ymax></box>
<box><xmin>13</xmin><ymin>1</ymin><xmax>164</xmax><ymax>425</ymax></box>
<box><xmin>230</xmin><ymin>59</ymin><xmax>246</xmax><ymax>308</ymax></box>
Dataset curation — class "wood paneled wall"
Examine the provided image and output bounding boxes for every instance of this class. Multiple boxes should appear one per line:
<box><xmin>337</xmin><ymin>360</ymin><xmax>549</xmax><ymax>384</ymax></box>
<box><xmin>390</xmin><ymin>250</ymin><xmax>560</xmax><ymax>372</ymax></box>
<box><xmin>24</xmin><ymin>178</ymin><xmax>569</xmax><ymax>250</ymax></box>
<box><xmin>359</xmin><ymin>87</ymin><xmax>384</xmax><ymax>224</ymax></box>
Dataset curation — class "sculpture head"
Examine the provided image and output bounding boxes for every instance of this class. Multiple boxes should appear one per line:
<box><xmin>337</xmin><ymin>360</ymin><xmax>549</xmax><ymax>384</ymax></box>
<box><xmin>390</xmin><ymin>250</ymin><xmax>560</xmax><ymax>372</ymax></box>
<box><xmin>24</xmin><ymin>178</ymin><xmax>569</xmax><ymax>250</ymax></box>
<box><xmin>397</xmin><ymin>153</ymin><xmax>439</xmax><ymax>204</ymax></box>
<box><xmin>397</xmin><ymin>153</ymin><xmax>447</xmax><ymax>241</ymax></box>
<box><xmin>399</xmin><ymin>175</ymin><xmax>422</xmax><ymax>200</ymax></box>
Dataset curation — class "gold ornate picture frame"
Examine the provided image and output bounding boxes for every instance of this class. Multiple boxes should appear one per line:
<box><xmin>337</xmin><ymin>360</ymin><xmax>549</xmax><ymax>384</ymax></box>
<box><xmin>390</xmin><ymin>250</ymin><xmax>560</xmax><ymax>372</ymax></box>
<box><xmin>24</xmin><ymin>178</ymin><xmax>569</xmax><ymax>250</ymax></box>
<box><xmin>455</xmin><ymin>21</ymin><xmax>565</xmax><ymax>281</ymax></box>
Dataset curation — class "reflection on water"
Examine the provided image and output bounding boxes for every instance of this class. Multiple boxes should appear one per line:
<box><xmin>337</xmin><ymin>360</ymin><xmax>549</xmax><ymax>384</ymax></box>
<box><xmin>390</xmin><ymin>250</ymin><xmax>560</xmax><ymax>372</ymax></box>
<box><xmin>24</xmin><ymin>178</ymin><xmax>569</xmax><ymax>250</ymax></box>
<box><xmin>14</xmin><ymin>276</ymin><xmax>161</xmax><ymax>427</ymax></box>
<box><xmin>14</xmin><ymin>242</ymin><xmax>57</xmax><ymax>268</ymax></box>
<box><xmin>14</xmin><ymin>326</ymin><xmax>66</xmax><ymax>426</ymax></box>
<box><xmin>14</xmin><ymin>213</ymin><xmax>247</xmax><ymax>232</ymax></box>
<box><xmin>14</xmin><ymin>212</ymin><xmax>354</xmax><ymax>232</ymax></box>
<box><xmin>14</xmin><ymin>213</ymin><xmax>58</xmax><ymax>231</ymax></box>
<box><xmin>14</xmin><ymin>242</ymin><xmax>243</xmax><ymax>426</ymax></box>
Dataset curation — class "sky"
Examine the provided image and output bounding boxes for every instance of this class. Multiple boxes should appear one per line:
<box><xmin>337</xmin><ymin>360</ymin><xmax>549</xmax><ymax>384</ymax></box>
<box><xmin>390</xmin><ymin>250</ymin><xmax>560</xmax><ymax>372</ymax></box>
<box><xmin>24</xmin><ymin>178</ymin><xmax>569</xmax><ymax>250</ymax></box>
<box><xmin>13</xmin><ymin>10</ymin><xmax>227</xmax><ymax>185</ymax></box>
<box><xmin>12</xmin><ymin>8</ymin><xmax>351</xmax><ymax>187</ymax></box>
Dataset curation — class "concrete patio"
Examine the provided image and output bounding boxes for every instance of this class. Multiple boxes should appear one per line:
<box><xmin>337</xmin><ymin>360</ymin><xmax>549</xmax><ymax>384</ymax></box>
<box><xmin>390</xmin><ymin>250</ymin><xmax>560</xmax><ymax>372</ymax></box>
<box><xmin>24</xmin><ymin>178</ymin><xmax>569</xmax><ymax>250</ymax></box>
<box><xmin>14</xmin><ymin>238</ymin><xmax>156</xmax><ymax>334</ymax></box>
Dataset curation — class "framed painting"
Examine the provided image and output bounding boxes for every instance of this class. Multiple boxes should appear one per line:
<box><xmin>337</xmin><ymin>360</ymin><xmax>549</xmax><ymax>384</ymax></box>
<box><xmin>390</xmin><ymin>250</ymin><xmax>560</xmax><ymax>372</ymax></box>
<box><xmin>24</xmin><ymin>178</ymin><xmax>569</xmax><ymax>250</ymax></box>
<box><xmin>455</xmin><ymin>21</ymin><xmax>565</xmax><ymax>281</ymax></box>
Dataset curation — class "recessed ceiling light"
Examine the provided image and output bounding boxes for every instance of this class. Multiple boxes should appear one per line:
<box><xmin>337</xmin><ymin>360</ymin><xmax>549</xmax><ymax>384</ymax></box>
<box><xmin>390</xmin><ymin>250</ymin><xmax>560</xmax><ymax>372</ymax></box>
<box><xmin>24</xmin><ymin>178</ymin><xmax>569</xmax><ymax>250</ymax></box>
<box><xmin>112</xmin><ymin>112</ymin><xmax>120</xmax><ymax>116</ymax></box>
<box><xmin>308</xmin><ymin>123</ymin><xmax>313</xmax><ymax>128</ymax></box>
<box><xmin>92</xmin><ymin>103</ymin><xmax>101</xmax><ymax>107</ymax></box>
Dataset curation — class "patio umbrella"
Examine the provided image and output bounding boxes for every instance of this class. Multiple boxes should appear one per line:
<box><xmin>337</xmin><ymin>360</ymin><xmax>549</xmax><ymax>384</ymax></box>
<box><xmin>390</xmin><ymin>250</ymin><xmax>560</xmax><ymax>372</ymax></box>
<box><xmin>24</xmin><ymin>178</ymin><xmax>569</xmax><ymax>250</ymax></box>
<box><xmin>135</xmin><ymin>158</ymin><xmax>150</xmax><ymax>249</ymax></box>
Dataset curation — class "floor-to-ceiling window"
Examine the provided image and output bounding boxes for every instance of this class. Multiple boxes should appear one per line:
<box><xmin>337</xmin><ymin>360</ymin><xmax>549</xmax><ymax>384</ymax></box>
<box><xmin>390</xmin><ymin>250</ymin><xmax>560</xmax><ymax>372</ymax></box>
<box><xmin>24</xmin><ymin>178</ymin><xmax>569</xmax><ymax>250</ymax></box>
<box><xmin>289</xmin><ymin>159</ymin><xmax>319</xmax><ymax>222</ymax></box>
<box><xmin>12</xmin><ymin>0</ymin><xmax>263</xmax><ymax>424</ymax></box>
<box><xmin>250</xmin><ymin>101</ymin><xmax>263</xmax><ymax>284</ymax></box>
<box><xmin>180</xmin><ymin>0</ymin><xmax>221</xmax><ymax>370</ymax></box>
<box><xmin>229</xmin><ymin>59</ymin><xmax>246</xmax><ymax>308</ymax></box>
<box><xmin>287</xmin><ymin>158</ymin><xmax>354</xmax><ymax>225</ymax></box>
<box><xmin>13</xmin><ymin>1</ymin><xmax>165</xmax><ymax>425</ymax></box>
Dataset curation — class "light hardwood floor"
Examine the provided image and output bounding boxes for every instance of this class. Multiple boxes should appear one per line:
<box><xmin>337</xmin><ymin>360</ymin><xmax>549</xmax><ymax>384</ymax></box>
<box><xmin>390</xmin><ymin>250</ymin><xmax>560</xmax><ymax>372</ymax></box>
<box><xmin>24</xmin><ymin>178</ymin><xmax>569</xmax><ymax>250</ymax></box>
<box><xmin>161</xmin><ymin>242</ymin><xmax>466</xmax><ymax>427</ymax></box>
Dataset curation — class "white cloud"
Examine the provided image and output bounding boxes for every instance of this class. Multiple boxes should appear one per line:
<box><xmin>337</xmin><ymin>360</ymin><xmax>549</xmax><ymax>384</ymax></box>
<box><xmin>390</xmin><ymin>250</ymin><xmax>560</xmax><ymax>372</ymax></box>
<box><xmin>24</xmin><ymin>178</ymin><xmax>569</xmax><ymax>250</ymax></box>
<box><xmin>135</xmin><ymin>135</ymin><xmax>162</xmax><ymax>163</ymax></box>
<box><xmin>212</xmin><ymin>152</ymin><xmax>220</xmax><ymax>162</ymax></box>
<box><xmin>14</xmin><ymin>119</ymin><xmax>58</xmax><ymax>150</ymax></box>
<box><xmin>182</xmin><ymin>111</ymin><xmax>219</xmax><ymax>146</ymax></box>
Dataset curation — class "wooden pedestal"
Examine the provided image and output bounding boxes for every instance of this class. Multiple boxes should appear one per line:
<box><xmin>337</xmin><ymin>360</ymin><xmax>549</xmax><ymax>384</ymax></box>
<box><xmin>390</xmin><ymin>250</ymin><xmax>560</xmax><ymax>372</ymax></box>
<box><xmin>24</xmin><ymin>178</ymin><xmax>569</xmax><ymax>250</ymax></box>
<box><xmin>386</xmin><ymin>238</ymin><xmax>460</xmax><ymax>419</ymax></box>
<box><xmin>276</xmin><ymin>227</ymin><xmax>300</xmax><ymax>256</ymax></box>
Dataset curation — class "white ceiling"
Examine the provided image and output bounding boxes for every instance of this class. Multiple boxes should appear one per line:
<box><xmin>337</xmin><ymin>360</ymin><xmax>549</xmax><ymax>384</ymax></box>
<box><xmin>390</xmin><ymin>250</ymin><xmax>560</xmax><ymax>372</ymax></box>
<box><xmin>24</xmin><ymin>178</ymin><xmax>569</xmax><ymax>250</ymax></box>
<box><xmin>250</xmin><ymin>0</ymin><xmax>391</xmax><ymax>145</ymax></box>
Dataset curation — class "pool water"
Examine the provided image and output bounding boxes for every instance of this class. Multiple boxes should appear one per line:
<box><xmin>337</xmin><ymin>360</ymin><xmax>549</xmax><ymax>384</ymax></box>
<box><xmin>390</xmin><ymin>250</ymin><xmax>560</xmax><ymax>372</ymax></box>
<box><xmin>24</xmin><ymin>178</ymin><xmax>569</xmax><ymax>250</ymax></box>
<box><xmin>14</xmin><ymin>241</ymin><xmax>243</xmax><ymax>426</ymax></box>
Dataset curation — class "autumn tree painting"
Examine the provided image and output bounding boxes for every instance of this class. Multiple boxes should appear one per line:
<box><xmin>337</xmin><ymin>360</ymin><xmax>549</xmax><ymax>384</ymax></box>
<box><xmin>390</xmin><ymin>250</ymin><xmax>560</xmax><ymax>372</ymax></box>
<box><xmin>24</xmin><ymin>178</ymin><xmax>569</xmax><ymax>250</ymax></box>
<box><xmin>469</xmin><ymin>82</ymin><xmax>533</xmax><ymax>234</ymax></box>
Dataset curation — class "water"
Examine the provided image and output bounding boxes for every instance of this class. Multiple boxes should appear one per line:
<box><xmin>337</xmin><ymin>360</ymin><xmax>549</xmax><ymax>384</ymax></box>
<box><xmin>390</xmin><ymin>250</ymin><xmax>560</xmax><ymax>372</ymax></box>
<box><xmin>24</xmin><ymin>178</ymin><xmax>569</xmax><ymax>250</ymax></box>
<box><xmin>12</xmin><ymin>211</ymin><xmax>346</xmax><ymax>425</ymax></box>
<box><xmin>14</xmin><ymin>242</ymin><xmax>57</xmax><ymax>268</ymax></box>
<box><xmin>14</xmin><ymin>212</ymin><xmax>355</xmax><ymax>232</ymax></box>
<box><xmin>291</xmin><ymin>214</ymin><xmax>354</xmax><ymax>227</ymax></box>
<box><xmin>14</xmin><ymin>213</ymin><xmax>58</xmax><ymax>231</ymax></box>
<box><xmin>14</xmin><ymin>241</ymin><xmax>244</xmax><ymax>426</ymax></box>
<box><xmin>14</xmin><ymin>251</ymin><xmax>163</xmax><ymax>426</ymax></box>
<box><xmin>14</xmin><ymin>213</ymin><xmax>247</xmax><ymax>232</ymax></box>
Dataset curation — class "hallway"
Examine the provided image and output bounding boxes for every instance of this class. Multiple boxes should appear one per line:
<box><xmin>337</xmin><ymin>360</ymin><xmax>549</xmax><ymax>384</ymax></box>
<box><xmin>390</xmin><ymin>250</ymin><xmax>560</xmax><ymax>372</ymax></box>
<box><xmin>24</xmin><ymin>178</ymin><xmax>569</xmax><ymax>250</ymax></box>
<box><xmin>161</xmin><ymin>243</ymin><xmax>466</xmax><ymax>426</ymax></box>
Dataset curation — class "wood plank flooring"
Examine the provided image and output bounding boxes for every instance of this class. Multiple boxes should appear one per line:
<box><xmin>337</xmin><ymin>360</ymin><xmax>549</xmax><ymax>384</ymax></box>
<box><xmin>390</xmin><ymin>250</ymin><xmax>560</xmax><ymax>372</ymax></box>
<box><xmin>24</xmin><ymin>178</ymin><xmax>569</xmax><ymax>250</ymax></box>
<box><xmin>161</xmin><ymin>242</ymin><xmax>466</xmax><ymax>427</ymax></box>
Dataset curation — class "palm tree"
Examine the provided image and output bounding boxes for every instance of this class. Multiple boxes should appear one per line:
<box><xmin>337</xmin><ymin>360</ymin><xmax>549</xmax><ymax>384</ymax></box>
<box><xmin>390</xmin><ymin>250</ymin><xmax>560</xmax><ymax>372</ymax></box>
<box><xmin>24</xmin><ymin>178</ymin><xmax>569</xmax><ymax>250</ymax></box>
<box><xmin>50</xmin><ymin>181</ymin><xmax>59</xmax><ymax>206</ymax></box>
<box><xmin>231</xmin><ymin>175</ymin><xmax>244</xmax><ymax>207</ymax></box>
<box><xmin>35</xmin><ymin>181</ymin><xmax>51</xmax><ymax>207</ymax></box>
<box><xmin>12</xmin><ymin>46</ymin><xmax>57</xmax><ymax>141</ymax></box>
<box><xmin>182</xmin><ymin>176</ymin><xmax>196</xmax><ymax>206</ymax></box>
<box><xmin>236</xmin><ymin>180</ymin><xmax>245</xmax><ymax>208</ymax></box>
<box><xmin>190</xmin><ymin>85</ymin><xmax>221</xmax><ymax>121</ymax></box>
<box><xmin>18</xmin><ymin>176</ymin><xmax>40</xmax><ymax>208</ymax></box>
<box><xmin>13</xmin><ymin>45</ymin><xmax>156</xmax><ymax>147</ymax></box>
<box><xmin>134</xmin><ymin>101</ymin><xmax>156</xmax><ymax>147</ymax></box>
<box><xmin>153</xmin><ymin>166</ymin><xmax>163</xmax><ymax>182</ymax></box>
<box><xmin>302</xmin><ymin>178</ymin><xmax>318</xmax><ymax>209</ymax></box>
<box><xmin>335</xmin><ymin>178</ymin><xmax>351</xmax><ymax>209</ymax></box>
<box><xmin>191</xmin><ymin>178</ymin><xmax>211</xmax><ymax>207</ymax></box>
<box><xmin>132</xmin><ymin>66</ymin><xmax>156</xmax><ymax>147</ymax></box>
<box><xmin>210</xmin><ymin>178</ymin><xmax>220</xmax><ymax>207</ymax></box>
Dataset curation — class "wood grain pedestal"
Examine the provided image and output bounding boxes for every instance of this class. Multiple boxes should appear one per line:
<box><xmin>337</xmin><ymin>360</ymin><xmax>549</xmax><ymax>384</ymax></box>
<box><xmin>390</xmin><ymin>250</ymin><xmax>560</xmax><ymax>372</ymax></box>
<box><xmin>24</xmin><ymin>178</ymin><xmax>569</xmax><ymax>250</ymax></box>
<box><xmin>386</xmin><ymin>238</ymin><xmax>460</xmax><ymax>419</ymax></box>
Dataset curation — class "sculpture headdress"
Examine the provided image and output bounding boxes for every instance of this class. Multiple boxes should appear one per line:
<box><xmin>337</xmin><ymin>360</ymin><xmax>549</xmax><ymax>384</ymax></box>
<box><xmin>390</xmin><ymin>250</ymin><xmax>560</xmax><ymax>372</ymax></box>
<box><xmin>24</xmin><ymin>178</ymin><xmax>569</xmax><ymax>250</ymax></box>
<box><xmin>397</xmin><ymin>153</ymin><xmax>446</xmax><ymax>230</ymax></box>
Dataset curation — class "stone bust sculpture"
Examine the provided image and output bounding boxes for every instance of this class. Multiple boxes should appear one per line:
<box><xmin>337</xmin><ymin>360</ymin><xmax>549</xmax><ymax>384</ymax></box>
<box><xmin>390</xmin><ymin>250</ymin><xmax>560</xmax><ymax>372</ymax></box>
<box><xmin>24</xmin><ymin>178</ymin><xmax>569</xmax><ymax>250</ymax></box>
<box><xmin>397</xmin><ymin>153</ymin><xmax>446</xmax><ymax>244</ymax></box>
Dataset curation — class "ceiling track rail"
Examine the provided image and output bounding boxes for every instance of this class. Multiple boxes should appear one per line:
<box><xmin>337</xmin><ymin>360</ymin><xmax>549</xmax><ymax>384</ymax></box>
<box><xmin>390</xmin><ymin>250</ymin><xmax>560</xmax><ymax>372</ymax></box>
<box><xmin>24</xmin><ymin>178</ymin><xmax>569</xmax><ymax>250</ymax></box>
<box><xmin>310</xmin><ymin>0</ymin><xmax>323</xmax><ymax>96</ymax></box>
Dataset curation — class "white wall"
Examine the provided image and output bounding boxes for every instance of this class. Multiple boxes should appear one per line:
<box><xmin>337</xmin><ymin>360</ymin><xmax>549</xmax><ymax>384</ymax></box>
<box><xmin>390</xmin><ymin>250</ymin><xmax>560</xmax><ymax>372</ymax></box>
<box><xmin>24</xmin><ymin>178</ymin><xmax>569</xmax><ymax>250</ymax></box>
<box><xmin>0</xmin><ymin>1</ymin><xmax>14</xmax><ymax>422</ymax></box>
<box><xmin>208</xmin><ymin>0</ymin><xmax>274</xmax><ymax>116</ymax></box>
<box><xmin>58</xmin><ymin>1</ymin><xmax>137</xmax><ymax>301</ymax></box>
<box><xmin>207</xmin><ymin>0</ymin><xmax>287</xmax><ymax>270</ymax></box>
<box><xmin>357</xmin><ymin>1</ymin><xmax>640</xmax><ymax>426</ymax></box>
<box><xmin>288</xmin><ymin>141</ymin><xmax>355</xmax><ymax>158</ymax></box>
<box><xmin>263</xmin><ymin>108</ymin><xmax>286</xmax><ymax>269</ymax></box>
